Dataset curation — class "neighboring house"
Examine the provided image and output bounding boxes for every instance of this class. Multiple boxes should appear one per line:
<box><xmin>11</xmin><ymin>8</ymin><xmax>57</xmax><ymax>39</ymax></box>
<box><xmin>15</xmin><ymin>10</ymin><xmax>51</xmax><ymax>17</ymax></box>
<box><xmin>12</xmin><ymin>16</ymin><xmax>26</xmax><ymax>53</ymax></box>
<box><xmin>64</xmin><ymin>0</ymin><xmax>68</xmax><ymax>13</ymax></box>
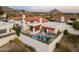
<box><xmin>50</xmin><ymin>9</ymin><xmax>79</xmax><ymax>22</ymax></box>
<box><xmin>0</xmin><ymin>21</ymin><xmax>17</xmax><ymax>47</ymax></box>
<box><xmin>8</xmin><ymin>14</ymin><xmax>27</xmax><ymax>31</ymax></box>
<box><xmin>0</xmin><ymin>14</ymin><xmax>8</xmax><ymax>22</ymax></box>
<box><xmin>0</xmin><ymin>14</ymin><xmax>7</xmax><ymax>18</ymax></box>
<box><xmin>0</xmin><ymin>21</ymin><xmax>14</xmax><ymax>36</ymax></box>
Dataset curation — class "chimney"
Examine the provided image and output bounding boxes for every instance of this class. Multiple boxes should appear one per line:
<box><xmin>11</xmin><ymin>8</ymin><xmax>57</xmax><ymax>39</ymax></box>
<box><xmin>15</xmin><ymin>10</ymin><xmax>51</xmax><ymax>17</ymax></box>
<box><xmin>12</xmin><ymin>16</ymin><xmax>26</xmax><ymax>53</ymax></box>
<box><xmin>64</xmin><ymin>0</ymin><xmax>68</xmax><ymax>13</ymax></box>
<box><xmin>40</xmin><ymin>18</ymin><xmax>42</xmax><ymax>23</ymax></box>
<box><xmin>22</xmin><ymin>14</ymin><xmax>26</xmax><ymax>20</ymax></box>
<box><xmin>61</xmin><ymin>16</ymin><xmax>65</xmax><ymax>22</ymax></box>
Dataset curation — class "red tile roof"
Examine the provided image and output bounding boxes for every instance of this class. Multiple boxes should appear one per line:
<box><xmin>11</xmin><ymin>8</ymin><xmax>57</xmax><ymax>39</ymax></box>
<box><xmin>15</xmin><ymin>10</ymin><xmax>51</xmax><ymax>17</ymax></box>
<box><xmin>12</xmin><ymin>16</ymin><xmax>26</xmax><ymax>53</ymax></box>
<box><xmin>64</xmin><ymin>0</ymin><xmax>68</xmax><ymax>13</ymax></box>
<box><xmin>11</xmin><ymin>16</ymin><xmax>48</xmax><ymax>22</ymax></box>
<box><xmin>11</xmin><ymin>16</ymin><xmax>22</xmax><ymax>21</ymax></box>
<box><xmin>25</xmin><ymin>16</ymin><xmax>48</xmax><ymax>22</ymax></box>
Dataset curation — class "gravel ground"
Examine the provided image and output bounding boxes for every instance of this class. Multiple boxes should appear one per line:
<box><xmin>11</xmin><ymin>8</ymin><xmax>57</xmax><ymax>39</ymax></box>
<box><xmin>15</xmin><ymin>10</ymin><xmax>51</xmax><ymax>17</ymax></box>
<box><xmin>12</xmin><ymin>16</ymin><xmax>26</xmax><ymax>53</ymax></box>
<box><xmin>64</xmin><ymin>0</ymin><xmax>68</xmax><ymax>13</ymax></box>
<box><xmin>0</xmin><ymin>38</ymin><xmax>36</xmax><ymax>52</ymax></box>
<box><xmin>54</xmin><ymin>34</ymin><xmax>79</xmax><ymax>52</ymax></box>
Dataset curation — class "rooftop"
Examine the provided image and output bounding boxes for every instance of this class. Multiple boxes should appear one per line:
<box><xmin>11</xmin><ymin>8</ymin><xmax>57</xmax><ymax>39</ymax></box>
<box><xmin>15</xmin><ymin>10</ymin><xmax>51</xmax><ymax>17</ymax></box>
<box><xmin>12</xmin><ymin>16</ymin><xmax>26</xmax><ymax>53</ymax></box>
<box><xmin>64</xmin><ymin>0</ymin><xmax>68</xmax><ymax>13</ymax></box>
<box><xmin>11</xmin><ymin>16</ymin><xmax>22</xmax><ymax>21</ymax></box>
<box><xmin>0</xmin><ymin>21</ymin><xmax>13</xmax><ymax>28</ymax></box>
<box><xmin>25</xmin><ymin>16</ymin><xmax>48</xmax><ymax>22</ymax></box>
<box><xmin>42</xmin><ymin>22</ymin><xmax>65</xmax><ymax>29</ymax></box>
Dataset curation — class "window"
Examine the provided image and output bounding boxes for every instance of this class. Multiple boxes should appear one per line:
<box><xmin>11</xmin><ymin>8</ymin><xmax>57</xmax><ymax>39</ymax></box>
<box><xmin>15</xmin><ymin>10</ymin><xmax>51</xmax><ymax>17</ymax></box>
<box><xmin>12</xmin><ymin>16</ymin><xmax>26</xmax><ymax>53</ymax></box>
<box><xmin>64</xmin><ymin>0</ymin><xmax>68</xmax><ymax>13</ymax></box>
<box><xmin>0</xmin><ymin>29</ymin><xmax>7</xmax><ymax>34</ymax></box>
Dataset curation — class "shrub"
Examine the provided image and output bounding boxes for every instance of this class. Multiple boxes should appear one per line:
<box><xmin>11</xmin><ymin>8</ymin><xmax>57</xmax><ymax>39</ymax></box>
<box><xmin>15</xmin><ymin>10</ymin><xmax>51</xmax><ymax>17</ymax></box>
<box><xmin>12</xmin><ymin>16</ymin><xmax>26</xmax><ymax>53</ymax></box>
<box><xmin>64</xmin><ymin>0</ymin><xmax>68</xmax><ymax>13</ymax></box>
<box><xmin>64</xmin><ymin>30</ymin><xmax>68</xmax><ymax>35</ymax></box>
<box><xmin>56</xmin><ymin>43</ymin><xmax>60</xmax><ymax>48</ymax></box>
<box><xmin>72</xmin><ymin>20</ymin><xmax>79</xmax><ymax>30</ymax></box>
<box><xmin>12</xmin><ymin>25</ymin><xmax>21</xmax><ymax>36</ymax></box>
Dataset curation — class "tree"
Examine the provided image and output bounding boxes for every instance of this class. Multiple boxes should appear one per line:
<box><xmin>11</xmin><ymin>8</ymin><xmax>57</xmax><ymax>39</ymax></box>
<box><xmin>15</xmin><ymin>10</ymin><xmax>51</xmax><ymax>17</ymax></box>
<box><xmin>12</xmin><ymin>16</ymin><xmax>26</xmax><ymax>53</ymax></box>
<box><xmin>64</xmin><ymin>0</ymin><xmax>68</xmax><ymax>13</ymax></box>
<box><xmin>46</xmin><ymin>37</ymin><xmax>50</xmax><ymax>43</ymax></box>
<box><xmin>64</xmin><ymin>30</ymin><xmax>69</xmax><ymax>35</ymax></box>
<box><xmin>0</xmin><ymin>7</ymin><xmax>4</xmax><ymax>15</ymax></box>
<box><xmin>21</xmin><ymin>10</ymin><xmax>25</xmax><ymax>13</ymax></box>
<box><xmin>12</xmin><ymin>25</ymin><xmax>21</xmax><ymax>36</ymax></box>
<box><xmin>21</xmin><ymin>10</ymin><xmax>25</xmax><ymax>14</ymax></box>
<box><xmin>56</xmin><ymin>43</ymin><xmax>60</xmax><ymax>48</ymax></box>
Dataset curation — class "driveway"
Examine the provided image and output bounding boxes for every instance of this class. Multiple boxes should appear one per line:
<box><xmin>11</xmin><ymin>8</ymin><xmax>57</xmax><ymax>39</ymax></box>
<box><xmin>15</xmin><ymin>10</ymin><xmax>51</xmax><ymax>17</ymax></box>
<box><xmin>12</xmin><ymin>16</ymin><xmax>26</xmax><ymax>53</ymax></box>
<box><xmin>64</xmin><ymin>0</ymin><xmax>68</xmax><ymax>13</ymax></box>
<box><xmin>66</xmin><ymin>24</ymin><xmax>79</xmax><ymax>35</ymax></box>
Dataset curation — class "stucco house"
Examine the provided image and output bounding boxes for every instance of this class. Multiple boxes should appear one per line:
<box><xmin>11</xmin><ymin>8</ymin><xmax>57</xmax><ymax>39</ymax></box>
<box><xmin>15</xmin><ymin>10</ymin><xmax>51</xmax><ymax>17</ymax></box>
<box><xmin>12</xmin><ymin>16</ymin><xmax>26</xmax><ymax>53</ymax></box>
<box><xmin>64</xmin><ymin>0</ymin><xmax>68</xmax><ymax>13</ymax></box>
<box><xmin>22</xmin><ymin>16</ymin><xmax>48</xmax><ymax>34</ymax></box>
<box><xmin>0</xmin><ymin>21</ymin><xmax>16</xmax><ymax>46</ymax></box>
<box><xmin>0</xmin><ymin>21</ymin><xmax>14</xmax><ymax>36</ymax></box>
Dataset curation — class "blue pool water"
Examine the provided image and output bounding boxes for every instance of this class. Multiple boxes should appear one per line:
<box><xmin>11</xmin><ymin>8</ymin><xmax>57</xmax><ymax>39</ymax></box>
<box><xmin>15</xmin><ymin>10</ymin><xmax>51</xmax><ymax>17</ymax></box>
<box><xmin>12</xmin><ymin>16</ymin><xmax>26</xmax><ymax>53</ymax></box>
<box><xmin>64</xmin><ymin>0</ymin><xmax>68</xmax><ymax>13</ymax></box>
<box><xmin>32</xmin><ymin>35</ymin><xmax>48</xmax><ymax>40</ymax></box>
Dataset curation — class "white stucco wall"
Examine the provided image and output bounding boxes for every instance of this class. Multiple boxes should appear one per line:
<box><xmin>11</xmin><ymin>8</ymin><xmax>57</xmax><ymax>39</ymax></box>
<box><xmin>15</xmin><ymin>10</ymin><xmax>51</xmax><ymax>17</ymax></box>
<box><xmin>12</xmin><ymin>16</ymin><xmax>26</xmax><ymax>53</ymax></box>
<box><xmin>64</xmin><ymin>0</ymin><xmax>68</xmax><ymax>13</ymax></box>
<box><xmin>19</xmin><ymin>33</ymin><xmax>63</xmax><ymax>52</ymax></box>
<box><xmin>58</xmin><ymin>23</ymin><xmax>67</xmax><ymax>32</ymax></box>
<box><xmin>48</xmin><ymin>33</ymin><xmax>63</xmax><ymax>52</ymax></box>
<box><xmin>0</xmin><ymin>33</ymin><xmax>63</xmax><ymax>52</ymax></box>
<box><xmin>0</xmin><ymin>35</ymin><xmax>17</xmax><ymax>47</ymax></box>
<box><xmin>19</xmin><ymin>34</ymin><xmax>48</xmax><ymax>52</ymax></box>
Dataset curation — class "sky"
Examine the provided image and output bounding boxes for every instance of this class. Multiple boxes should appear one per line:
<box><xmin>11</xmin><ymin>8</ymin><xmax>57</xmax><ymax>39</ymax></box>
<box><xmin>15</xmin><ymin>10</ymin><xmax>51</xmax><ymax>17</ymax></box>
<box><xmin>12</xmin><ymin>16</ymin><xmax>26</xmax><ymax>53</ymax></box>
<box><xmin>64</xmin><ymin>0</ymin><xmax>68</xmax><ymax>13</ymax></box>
<box><xmin>9</xmin><ymin>6</ymin><xmax>79</xmax><ymax>13</ymax></box>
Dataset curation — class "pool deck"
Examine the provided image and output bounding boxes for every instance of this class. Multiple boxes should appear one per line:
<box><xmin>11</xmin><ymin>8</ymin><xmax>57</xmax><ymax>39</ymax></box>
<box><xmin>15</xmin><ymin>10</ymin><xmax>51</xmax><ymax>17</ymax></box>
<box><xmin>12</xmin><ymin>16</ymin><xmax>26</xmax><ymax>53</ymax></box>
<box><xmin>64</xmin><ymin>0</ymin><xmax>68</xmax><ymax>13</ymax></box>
<box><xmin>21</xmin><ymin>31</ymin><xmax>60</xmax><ymax>44</ymax></box>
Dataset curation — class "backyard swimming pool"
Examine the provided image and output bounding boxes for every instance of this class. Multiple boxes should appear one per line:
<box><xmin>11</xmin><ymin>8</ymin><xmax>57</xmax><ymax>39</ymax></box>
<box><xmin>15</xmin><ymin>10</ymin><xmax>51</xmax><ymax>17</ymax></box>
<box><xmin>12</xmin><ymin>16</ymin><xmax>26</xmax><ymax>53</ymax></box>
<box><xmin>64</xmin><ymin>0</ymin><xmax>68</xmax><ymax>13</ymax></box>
<box><xmin>32</xmin><ymin>35</ymin><xmax>52</xmax><ymax>43</ymax></box>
